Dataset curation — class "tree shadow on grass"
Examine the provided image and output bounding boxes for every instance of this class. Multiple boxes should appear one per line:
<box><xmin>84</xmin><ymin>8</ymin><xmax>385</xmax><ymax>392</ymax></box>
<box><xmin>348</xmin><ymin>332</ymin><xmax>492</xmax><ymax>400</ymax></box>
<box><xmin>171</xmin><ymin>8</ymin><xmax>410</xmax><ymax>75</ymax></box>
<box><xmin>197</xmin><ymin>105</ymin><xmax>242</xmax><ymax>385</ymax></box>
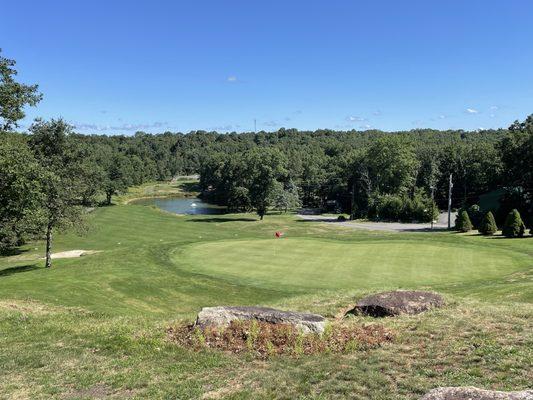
<box><xmin>0</xmin><ymin>248</ymin><xmax>29</xmax><ymax>257</ymax></box>
<box><xmin>398</xmin><ymin>227</ymin><xmax>449</xmax><ymax>233</ymax></box>
<box><xmin>295</xmin><ymin>218</ymin><xmax>337</xmax><ymax>223</ymax></box>
<box><xmin>179</xmin><ymin>181</ymin><xmax>200</xmax><ymax>192</ymax></box>
<box><xmin>0</xmin><ymin>264</ymin><xmax>40</xmax><ymax>277</ymax></box>
<box><xmin>486</xmin><ymin>235</ymin><xmax>533</xmax><ymax>240</ymax></box>
<box><xmin>188</xmin><ymin>217</ymin><xmax>257</xmax><ymax>223</ymax></box>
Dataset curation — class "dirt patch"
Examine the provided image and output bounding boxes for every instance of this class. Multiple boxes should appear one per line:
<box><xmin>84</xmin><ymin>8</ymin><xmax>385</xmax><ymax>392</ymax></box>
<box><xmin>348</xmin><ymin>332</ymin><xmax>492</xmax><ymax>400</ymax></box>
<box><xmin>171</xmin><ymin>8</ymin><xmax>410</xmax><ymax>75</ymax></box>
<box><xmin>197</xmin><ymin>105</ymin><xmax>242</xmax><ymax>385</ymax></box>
<box><xmin>201</xmin><ymin>380</ymin><xmax>244</xmax><ymax>399</ymax></box>
<box><xmin>63</xmin><ymin>384</ymin><xmax>110</xmax><ymax>399</ymax></box>
<box><xmin>0</xmin><ymin>300</ymin><xmax>59</xmax><ymax>315</ymax></box>
<box><xmin>420</xmin><ymin>387</ymin><xmax>533</xmax><ymax>400</ymax></box>
<box><xmin>167</xmin><ymin>320</ymin><xmax>393</xmax><ymax>359</ymax></box>
<box><xmin>63</xmin><ymin>384</ymin><xmax>136</xmax><ymax>399</ymax></box>
<box><xmin>50</xmin><ymin>250</ymin><xmax>101</xmax><ymax>259</ymax></box>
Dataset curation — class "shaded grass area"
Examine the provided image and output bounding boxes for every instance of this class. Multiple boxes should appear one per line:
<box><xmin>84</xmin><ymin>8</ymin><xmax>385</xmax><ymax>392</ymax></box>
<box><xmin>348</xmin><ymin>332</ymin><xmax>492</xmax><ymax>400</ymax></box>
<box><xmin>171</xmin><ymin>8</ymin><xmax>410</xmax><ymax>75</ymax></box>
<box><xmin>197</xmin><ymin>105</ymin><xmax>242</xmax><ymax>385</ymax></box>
<box><xmin>0</xmin><ymin>204</ymin><xmax>532</xmax><ymax>398</ymax></box>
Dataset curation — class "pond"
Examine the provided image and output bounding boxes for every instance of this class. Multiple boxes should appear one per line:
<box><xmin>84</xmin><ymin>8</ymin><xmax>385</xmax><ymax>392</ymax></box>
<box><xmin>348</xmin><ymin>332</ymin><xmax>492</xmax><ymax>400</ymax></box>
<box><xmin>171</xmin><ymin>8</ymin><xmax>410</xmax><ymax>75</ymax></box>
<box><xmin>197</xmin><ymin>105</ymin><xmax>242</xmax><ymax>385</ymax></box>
<box><xmin>132</xmin><ymin>197</ymin><xmax>226</xmax><ymax>215</ymax></box>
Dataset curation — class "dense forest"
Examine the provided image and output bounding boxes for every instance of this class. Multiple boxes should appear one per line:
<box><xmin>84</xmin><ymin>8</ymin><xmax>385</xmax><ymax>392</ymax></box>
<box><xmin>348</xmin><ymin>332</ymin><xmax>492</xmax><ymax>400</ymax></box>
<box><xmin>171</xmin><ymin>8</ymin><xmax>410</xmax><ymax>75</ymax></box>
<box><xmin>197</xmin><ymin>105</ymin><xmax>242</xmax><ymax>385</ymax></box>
<box><xmin>1</xmin><ymin>49</ymin><xmax>532</xmax><ymax>259</ymax></box>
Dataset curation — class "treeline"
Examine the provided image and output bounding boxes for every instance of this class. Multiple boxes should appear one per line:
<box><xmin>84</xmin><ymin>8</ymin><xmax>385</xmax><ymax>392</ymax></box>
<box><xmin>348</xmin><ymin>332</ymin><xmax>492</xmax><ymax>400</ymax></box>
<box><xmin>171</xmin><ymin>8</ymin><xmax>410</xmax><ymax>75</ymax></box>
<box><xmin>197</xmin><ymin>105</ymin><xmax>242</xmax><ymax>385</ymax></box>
<box><xmin>1</xmin><ymin>48</ymin><xmax>532</xmax><ymax>262</ymax></box>
<box><xmin>197</xmin><ymin>126</ymin><xmax>526</xmax><ymax>222</ymax></box>
<box><xmin>191</xmin><ymin>118</ymin><xmax>531</xmax><ymax>230</ymax></box>
<box><xmin>4</xmin><ymin>121</ymin><xmax>529</xmax><ymax>253</ymax></box>
<box><xmin>2</xmin><ymin>114</ymin><xmax>532</xmax><ymax>255</ymax></box>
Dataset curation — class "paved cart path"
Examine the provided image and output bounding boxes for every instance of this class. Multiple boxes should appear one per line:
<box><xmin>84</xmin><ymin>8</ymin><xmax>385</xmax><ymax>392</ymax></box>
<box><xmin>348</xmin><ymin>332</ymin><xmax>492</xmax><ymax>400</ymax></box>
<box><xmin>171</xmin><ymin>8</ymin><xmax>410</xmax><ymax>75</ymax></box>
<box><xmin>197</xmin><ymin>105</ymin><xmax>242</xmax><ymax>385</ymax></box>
<box><xmin>297</xmin><ymin>212</ymin><xmax>456</xmax><ymax>232</ymax></box>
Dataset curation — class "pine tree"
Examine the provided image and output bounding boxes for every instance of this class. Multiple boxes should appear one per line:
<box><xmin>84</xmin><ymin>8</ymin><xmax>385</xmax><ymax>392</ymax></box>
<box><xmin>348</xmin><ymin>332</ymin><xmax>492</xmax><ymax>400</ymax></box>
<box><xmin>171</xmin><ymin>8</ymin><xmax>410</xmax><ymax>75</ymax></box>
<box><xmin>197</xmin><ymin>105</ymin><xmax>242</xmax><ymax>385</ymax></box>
<box><xmin>455</xmin><ymin>210</ymin><xmax>473</xmax><ymax>232</ymax></box>
<box><xmin>502</xmin><ymin>209</ymin><xmax>526</xmax><ymax>238</ymax></box>
<box><xmin>478</xmin><ymin>211</ymin><xmax>497</xmax><ymax>235</ymax></box>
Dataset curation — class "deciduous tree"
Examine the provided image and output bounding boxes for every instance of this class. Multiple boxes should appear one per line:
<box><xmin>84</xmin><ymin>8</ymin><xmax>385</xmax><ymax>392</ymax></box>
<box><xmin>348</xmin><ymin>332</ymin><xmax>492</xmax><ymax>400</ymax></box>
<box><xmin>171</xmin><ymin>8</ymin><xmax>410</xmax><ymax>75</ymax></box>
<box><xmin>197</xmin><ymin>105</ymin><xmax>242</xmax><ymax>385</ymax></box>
<box><xmin>0</xmin><ymin>49</ymin><xmax>42</xmax><ymax>130</ymax></box>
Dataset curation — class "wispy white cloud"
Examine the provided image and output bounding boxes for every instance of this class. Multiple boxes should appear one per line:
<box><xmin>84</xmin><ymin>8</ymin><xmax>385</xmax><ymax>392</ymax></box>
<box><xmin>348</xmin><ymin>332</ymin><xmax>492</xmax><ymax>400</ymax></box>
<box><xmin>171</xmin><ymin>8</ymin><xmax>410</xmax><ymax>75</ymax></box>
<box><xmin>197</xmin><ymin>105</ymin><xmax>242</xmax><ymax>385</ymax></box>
<box><xmin>466</xmin><ymin>108</ymin><xmax>478</xmax><ymax>114</ymax></box>
<box><xmin>226</xmin><ymin>76</ymin><xmax>238</xmax><ymax>82</ymax></box>
<box><xmin>359</xmin><ymin>124</ymin><xmax>372</xmax><ymax>129</ymax></box>
<box><xmin>74</xmin><ymin>121</ymin><xmax>169</xmax><ymax>132</ymax></box>
<box><xmin>439</xmin><ymin>115</ymin><xmax>447</xmax><ymax>119</ymax></box>
<box><xmin>74</xmin><ymin>123</ymin><xmax>107</xmax><ymax>131</ymax></box>
<box><xmin>346</xmin><ymin>116</ymin><xmax>367</xmax><ymax>122</ymax></box>
<box><xmin>373</xmin><ymin>110</ymin><xmax>382</xmax><ymax>116</ymax></box>
<box><xmin>490</xmin><ymin>105</ymin><xmax>499</xmax><ymax>111</ymax></box>
<box><xmin>211</xmin><ymin>124</ymin><xmax>235</xmax><ymax>131</ymax></box>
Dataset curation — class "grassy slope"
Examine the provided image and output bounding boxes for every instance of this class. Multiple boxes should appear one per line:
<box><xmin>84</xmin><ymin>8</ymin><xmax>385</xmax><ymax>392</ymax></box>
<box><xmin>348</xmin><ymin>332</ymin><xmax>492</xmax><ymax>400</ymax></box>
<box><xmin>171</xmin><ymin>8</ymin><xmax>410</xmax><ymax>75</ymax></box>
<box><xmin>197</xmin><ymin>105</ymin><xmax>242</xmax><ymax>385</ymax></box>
<box><xmin>0</xmin><ymin>203</ymin><xmax>532</xmax><ymax>399</ymax></box>
<box><xmin>116</xmin><ymin>180</ymin><xmax>199</xmax><ymax>204</ymax></box>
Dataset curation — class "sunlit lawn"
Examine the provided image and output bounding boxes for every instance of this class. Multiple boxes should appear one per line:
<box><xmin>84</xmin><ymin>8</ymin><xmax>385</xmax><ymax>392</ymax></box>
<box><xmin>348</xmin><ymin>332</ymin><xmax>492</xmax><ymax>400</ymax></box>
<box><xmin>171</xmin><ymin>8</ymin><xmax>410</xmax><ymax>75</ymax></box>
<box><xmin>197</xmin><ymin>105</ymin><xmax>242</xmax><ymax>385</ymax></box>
<box><xmin>1</xmin><ymin>203</ymin><xmax>531</xmax><ymax>399</ymax></box>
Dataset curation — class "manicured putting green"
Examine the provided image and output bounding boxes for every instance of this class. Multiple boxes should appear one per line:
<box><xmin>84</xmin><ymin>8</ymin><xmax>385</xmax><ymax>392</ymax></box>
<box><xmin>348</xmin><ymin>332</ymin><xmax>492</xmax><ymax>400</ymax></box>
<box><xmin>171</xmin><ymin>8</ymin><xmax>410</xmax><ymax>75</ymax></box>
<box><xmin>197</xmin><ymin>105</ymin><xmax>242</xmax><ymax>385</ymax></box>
<box><xmin>178</xmin><ymin>238</ymin><xmax>523</xmax><ymax>291</ymax></box>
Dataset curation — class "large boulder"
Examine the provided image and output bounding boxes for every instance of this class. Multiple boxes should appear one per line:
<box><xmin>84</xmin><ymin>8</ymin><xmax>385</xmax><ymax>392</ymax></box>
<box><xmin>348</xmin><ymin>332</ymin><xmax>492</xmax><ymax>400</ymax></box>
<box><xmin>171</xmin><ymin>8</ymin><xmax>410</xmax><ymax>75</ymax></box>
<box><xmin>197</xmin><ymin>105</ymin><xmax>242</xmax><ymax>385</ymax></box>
<box><xmin>420</xmin><ymin>387</ymin><xmax>533</xmax><ymax>400</ymax></box>
<box><xmin>349</xmin><ymin>290</ymin><xmax>444</xmax><ymax>317</ymax></box>
<box><xmin>195</xmin><ymin>306</ymin><xmax>326</xmax><ymax>334</ymax></box>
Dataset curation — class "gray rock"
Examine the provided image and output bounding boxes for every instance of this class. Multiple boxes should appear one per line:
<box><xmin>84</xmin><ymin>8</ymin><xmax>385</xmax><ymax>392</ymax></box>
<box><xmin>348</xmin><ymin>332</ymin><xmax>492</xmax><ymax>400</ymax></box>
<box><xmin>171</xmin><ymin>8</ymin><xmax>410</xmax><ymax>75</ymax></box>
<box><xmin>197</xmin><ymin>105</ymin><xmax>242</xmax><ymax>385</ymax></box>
<box><xmin>348</xmin><ymin>290</ymin><xmax>444</xmax><ymax>317</ymax></box>
<box><xmin>420</xmin><ymin>387</ymin><xmax>533</xmax><ymax>400</ymax></box>
<box><xmin>195</xmin><ymin>306</ymin><xmax>326</xmax><ymax>334</ymax></box>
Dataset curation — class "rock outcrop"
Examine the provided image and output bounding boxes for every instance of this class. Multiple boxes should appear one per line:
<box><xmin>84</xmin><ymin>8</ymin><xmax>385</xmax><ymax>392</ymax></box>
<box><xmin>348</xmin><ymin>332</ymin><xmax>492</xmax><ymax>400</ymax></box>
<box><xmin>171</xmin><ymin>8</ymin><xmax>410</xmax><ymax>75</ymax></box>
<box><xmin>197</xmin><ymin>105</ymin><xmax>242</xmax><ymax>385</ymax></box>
<box><xmin>195</xmin><ymin>306</ymin><xmax>326</xmax><ymax>333</ymax></box>
<box><xmin>348</xmin><ymin>290</ymin><xmax>444</xmax><ymax>317</ymax></box>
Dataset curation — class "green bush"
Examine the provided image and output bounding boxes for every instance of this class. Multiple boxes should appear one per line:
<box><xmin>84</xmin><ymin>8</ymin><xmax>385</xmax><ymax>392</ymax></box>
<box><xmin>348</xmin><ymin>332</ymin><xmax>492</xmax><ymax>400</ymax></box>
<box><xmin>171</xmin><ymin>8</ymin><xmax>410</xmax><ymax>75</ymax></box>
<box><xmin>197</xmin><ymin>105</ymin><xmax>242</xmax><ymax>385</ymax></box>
<box><xmin>368</xmin><ymin>189</ymin><xmax>437</xmax><ymax>223</ymax></box>
<box><xmin>455</xmin><ymin>210</ymin><xmax>473</xmax><ymax>232</ymax></box>
<box><xmin>478</xmin><ymin>211</ymin><xmax>497</xmax><ymax>235</ymax></box>
<box><xmin>502</xmin><ymin>209</ymin><xmax>526</xmax><ymax>238</ymax></box>
<box><xmin>467</xmin><ymin>204</ymin><xmax>483</xmax><ymax>228</ymax></box>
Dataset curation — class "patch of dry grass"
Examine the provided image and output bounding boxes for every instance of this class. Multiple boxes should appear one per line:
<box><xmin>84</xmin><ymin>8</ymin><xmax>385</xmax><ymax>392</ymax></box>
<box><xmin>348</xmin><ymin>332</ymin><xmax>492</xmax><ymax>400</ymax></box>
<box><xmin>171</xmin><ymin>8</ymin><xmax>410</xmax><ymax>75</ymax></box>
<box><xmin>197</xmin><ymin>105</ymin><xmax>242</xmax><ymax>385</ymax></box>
<box><xmin>167</xmin><ymin>320</ymin><xmax>393</xmax><ymax>359</ymax></box>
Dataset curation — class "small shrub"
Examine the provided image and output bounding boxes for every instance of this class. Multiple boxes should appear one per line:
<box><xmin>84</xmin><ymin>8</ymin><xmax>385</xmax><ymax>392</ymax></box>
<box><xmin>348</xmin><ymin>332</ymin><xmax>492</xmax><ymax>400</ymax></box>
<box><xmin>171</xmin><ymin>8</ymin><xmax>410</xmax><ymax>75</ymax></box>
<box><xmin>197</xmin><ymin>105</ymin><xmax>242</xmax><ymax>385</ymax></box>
<box><xmin>337</xmin><ymin>215</ymin><xmax>347</xmax><ymax>222</ymax></box>
<box><xmin>467</xmin><ymin>204</ymin><xmax>483</xmax><ymax>228</ymax></box>
<box><xmin>245</xmin><ymin>320</ymin><xmax>260</xmax><ymax>350</ymax></box>
<box><xmin>455</xmin><ymin>210</ymin><xmax>473</xmax><ymax>232</ymax></box>
<box><xmin>265</xmin><ymin>340</ymin><xmax>275</xmax><ymax>357</ymax></box>
<box><xmin>293</xmin><ymin>332</ymin><xmax>304</xmax><ymax>356</ymax></box>
<box><xmin>192</xmin><ymin>327</ymin><xmax>206</xmax><ymax>347</ymax></box>
<box><xmin>502</xmin><ymin>209</ymin><xmax>526</xmax><ymax>238</ymax></box>
<box><xmin>478</xmin><ymin>211</ymin><xmax>498</xmax><ymax>235</ymax></box>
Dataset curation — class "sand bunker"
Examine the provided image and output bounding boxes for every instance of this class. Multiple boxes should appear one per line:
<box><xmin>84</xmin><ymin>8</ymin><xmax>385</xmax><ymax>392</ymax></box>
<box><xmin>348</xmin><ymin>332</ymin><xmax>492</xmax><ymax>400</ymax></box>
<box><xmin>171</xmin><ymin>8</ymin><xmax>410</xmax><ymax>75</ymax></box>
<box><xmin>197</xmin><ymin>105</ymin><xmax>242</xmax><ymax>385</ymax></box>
<box><xmin>50</xmin><ymin>250</ymin><xmax>101</xmax><ymax>259</ymax></box>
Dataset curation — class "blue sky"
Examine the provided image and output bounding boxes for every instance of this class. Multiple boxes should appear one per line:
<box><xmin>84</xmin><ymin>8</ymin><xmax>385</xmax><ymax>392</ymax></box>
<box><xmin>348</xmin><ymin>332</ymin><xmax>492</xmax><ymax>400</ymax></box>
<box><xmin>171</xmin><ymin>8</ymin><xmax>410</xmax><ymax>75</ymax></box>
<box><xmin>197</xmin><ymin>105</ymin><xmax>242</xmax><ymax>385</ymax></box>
<box><xmin>2</xmin><ymin>1</ymin><xmax>533</xmax><ymax>134</ymax></box>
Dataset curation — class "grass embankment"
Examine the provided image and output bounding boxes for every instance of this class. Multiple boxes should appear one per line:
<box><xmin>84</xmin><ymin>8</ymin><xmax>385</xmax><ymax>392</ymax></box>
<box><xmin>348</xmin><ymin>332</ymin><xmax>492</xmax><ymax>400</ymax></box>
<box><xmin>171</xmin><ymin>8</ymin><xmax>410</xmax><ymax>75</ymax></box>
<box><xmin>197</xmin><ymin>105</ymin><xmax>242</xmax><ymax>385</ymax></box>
<box><xmin>117</xmin><ymin>179</ymin><xmax>199</xmax><ymax>204</ymax></box>
<box><xmin>0</xmin><ymin>197</ymin><xmax>531</xmax><ymax>398</ymax></box>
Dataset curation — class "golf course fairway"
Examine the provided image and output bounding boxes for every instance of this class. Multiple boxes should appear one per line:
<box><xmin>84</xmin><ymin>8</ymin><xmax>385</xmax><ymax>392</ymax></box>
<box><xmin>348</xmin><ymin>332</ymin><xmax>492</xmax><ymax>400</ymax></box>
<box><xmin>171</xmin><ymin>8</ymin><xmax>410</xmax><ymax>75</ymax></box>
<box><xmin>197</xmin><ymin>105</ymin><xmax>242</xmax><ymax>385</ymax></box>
<box><xmin>178</xmin><ymin>238</ymin><xmax>526</xmax><ymax>292</ymax></box>
<box><xmin>1</xmin><ymin>203</ymin><xmax>531</xmax><ymax>399</ymax></box>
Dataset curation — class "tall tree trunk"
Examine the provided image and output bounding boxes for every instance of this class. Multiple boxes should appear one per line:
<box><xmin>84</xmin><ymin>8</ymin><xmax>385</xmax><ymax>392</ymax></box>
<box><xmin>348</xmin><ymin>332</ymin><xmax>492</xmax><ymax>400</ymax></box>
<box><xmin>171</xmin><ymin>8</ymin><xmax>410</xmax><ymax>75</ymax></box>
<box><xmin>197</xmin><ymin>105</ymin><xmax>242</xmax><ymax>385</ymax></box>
<box><xmin>45</xmin><ymin>222</ymin><xmax>53</xmax><ymax>268</ymax></box>
<box><xmin>106</xmin><ymin>191</ymin><xmax>112</xmax><ymax>205</ymax></box>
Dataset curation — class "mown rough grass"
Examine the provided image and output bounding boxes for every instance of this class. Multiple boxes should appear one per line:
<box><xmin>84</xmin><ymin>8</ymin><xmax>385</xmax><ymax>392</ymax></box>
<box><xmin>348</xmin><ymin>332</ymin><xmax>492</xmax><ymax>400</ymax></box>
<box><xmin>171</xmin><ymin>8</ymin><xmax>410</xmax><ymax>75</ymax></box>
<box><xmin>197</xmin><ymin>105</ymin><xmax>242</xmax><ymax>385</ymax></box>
<box><xmin>0</xmin><ymin>202</ymin><xmax>532</xmax><ymax>399</ymax></box>
<box><xmin>117</xmin><ymin>180</ymin><xmax>199</xmax><ymax>204</ymax></box>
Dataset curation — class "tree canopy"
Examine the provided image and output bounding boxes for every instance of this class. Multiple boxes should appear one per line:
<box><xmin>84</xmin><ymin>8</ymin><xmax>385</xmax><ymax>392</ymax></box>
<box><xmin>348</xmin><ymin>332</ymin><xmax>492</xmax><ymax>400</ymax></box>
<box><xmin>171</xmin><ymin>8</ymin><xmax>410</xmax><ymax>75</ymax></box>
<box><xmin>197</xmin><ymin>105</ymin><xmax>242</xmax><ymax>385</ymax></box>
<box><xmin>0</xmin><ymin>49</ymin><xmax>42</xmax><ymax>130</ymax></box>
